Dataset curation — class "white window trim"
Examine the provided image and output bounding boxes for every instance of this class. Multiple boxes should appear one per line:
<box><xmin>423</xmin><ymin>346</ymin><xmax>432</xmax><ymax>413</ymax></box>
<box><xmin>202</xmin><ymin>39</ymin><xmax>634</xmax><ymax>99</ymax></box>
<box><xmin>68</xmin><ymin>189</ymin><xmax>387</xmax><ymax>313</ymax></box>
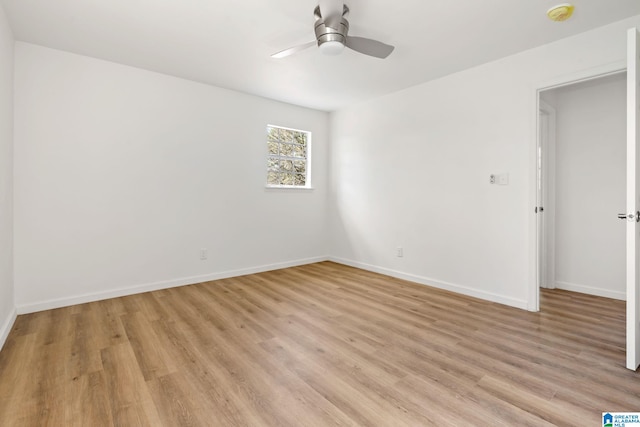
<box><xmin>264</xmin><ymin>186</ymin><xmax>314</xmax><ymax>191</ymax></box>
<box><xmin>266</xmin><ymin>124</ymin><xmax>312</xmax><ymax>189</ymax></box>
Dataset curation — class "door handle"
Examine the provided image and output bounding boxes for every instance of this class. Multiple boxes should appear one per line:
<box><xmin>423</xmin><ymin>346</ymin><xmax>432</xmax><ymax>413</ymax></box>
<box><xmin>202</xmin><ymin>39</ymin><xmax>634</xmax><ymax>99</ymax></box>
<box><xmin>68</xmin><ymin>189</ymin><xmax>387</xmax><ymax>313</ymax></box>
<box><xmin>618</xmin><ymin>212</ymin><xmax>640</xmax><ymax>222</ymax></box>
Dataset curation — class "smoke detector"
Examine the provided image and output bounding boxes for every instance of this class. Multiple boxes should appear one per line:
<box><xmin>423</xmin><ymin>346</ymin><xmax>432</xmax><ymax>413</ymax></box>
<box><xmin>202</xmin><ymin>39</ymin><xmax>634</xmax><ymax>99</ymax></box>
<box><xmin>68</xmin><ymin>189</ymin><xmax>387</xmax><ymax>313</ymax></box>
<box><xmin>547</xmin><ymin>3</ymin><xmax>575</xmax><ymax>22</ymax></box>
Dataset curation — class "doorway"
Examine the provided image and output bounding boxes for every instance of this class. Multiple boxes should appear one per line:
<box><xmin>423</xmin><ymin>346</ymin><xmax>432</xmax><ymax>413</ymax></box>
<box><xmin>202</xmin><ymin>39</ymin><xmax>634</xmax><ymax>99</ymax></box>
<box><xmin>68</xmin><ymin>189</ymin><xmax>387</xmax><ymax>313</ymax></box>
<box><xmin>537</xmin><ymin>73</ymin><xmax>627</xmax><ymax>303</ymax></box>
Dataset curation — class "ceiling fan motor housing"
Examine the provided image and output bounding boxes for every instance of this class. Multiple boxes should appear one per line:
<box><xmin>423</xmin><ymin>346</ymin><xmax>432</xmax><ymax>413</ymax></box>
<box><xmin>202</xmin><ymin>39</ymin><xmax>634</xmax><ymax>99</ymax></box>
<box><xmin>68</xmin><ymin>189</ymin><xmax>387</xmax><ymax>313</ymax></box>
<box><xmin>270</xmin><ymin>4</ymin><xmax>393</xmax><ymax>59</ymax></box>
<box><xmin>314</xmin><ymin>5</ymin><xmax>349</xmax><ymax>47</ymax></box>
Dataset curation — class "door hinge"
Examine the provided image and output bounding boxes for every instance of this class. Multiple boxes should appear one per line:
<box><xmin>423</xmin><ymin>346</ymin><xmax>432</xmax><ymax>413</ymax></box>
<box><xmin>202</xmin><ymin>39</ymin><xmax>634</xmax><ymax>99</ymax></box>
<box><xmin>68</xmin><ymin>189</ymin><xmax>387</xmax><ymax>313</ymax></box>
<box><xmin>535</xmin><ymin>207</ymin><xmax>544</xmax><ymax>213</ymax></box>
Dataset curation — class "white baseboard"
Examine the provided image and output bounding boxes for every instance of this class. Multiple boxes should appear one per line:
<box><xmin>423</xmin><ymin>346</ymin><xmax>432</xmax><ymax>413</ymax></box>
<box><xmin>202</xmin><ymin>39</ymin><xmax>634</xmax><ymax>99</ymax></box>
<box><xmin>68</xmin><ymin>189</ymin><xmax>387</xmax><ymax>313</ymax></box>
<box><xmin>329</xmin><ymin>257</ymin><xmax>528</xmax><ymax>310</ymax></box>
<box><xmin>16</xmin><ymin>256</ymin><xmax>329</xmax><ymax>314</ymax></box>
<box><xmin>555</xmin><ymin>281</ymin><xmax>625</xmax><ymax>301</ymax></box>
<box><xmin>0</xmin><ymin>306</ymin><xmax>17</xmax><ymax>351</ymax></box>
<box><xmin>15</xmin><ymin>255</ymin><xmax>534</xmax><ymax>314</ymax></box>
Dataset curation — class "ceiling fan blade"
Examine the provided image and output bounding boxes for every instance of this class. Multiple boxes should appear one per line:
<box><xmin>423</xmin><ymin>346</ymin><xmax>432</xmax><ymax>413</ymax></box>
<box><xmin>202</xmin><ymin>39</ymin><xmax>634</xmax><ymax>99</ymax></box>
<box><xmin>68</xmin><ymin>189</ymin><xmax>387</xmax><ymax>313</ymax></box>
<box><xmin>271</xmin><ymin>41</ymin><xmax>316</xmax><ymax>59</ymax></box>
<box><xmin>345</xmin><ymin>36</ymin><xmax>395</xmax><ymax>59</ymax></box>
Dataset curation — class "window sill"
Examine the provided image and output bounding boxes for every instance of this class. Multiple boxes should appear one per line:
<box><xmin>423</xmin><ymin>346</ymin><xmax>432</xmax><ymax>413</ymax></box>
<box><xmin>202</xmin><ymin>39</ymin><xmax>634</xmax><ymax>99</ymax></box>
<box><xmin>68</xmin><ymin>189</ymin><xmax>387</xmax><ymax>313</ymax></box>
<box><xmin>264</xmin><ymin>186</ymin><xmax>314</xmax><ymax>192</ymax></box>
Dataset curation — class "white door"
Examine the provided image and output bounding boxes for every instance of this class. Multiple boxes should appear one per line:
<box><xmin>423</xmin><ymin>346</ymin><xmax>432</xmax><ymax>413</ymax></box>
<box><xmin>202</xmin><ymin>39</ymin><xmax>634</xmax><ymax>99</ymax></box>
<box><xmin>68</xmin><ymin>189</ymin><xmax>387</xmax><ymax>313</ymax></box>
<box><xmin>626</xmin><ymin>27</ymin><xmax>640</xmax><ymax>371</ymax></box>
<box><xmin>536</xmin><ymin>109</ymin><xmax>545</xmax><ymax>288</ymax></box>
<box><xmin>537</xmin><ymin>101</ymin><xmax>557</xmax><ymax>290</ymax></box>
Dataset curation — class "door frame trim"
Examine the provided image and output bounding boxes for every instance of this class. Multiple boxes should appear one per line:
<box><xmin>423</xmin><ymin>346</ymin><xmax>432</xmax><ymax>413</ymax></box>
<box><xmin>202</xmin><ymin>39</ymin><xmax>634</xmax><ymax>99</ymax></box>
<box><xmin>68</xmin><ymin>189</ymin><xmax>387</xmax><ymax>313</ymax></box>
<box><xmin>538</xmin><ymin>99</ymin><xmax>556</xmax><ymax>291</ymax></box>
<box><xmin>529</xmin><ymin>61</ymin><xmax>626</xmax><ymax>312</ymax></box>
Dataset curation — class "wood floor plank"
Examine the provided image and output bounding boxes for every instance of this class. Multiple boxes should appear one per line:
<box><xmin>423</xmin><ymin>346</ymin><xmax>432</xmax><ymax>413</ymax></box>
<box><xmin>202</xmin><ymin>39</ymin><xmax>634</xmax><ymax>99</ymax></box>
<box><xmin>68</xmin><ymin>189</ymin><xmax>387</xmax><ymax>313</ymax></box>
<box><xmin>0</xmin><ymin>334</ymin><xmax>40</xmax><ymax>415</ymax></box>
<box><xmin>120</xmin><ymin>311</ymin><xmax>177</xmax><ymax>381</ymax></box>
<box><xmin>149</xmin><ymin>318</ymin><xmax>261</xmax><ymax>426</ymax></box>
<box><xmin>1</xmin><ymin>261</ymin><xmax>640</xmax><ymax>426</ymax></box>
<box><xmin>147</xmin><ymin>372</ymin><xmax>210</xmax><ymax>427</ymax></box>
<box><xmin>100</xmin><ymin>343</ymin><xmax>163</xmax><ymax>426</ymax></box>
<box><xmin>476</xmin><ymin>374</ymin><xmax>595</xmax><ymax>425</ymax></box>
<box><xmin>265</xmin><ymin>337</ymin><xmax>419</xmax><ymax>427</ymax></box>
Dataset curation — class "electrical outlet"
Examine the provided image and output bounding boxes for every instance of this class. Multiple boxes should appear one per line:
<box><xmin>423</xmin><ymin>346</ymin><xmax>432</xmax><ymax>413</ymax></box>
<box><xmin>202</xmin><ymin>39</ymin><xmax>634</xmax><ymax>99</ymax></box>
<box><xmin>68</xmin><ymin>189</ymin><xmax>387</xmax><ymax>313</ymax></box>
<box><xmin>396</xmin><ymin>247</ymin><xmax>403</xmax><ymax>257</ymax></box>
<box><xmin>489</xmin><ymin>174</ymin><xmax>496</xmax><ymax>184</ymax></box>
<box><xmin>200</xmin><ymin>248</ymin><xmax>208</xmax><ymax>260</ymax></box>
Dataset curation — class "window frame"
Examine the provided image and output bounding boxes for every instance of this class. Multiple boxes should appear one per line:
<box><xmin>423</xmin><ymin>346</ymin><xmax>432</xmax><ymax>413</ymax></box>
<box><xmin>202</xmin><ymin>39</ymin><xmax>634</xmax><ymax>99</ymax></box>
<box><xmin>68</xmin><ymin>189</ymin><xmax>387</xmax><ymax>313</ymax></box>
<box><xmin>265</xmin><ymin>124</ymin><xmax>312</xmax><ymax>189</ymax></box>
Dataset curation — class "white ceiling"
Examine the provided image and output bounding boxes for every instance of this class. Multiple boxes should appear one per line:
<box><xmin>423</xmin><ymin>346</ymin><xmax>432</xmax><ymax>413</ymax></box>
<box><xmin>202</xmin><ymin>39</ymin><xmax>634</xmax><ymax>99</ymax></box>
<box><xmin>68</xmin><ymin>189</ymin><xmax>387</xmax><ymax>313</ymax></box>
<box><xmin>2</xmin><ymin>0</ymin><xmax>640</xmax><ymax>111</ymax></box>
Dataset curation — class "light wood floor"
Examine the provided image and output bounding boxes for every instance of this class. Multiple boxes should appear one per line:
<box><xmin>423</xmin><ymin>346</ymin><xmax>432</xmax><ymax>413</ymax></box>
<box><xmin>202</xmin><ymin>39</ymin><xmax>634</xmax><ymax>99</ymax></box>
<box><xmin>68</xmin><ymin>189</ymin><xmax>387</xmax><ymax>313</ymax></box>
<box><xmin>0</xmin><ymin>262</ymin><xmax>639</xmax><ymax>426</ymax></box>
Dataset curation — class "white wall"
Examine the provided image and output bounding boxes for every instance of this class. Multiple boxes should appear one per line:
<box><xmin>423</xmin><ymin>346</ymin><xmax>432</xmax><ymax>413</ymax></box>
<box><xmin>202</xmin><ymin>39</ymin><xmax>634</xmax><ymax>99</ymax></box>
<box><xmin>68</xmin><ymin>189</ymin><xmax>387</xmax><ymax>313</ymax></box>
<box><xmin>0</xmin><ymin>5</ymin><xmax>15</xmax><ymax>348</ymax></box>
<box><xmin>550</xmin><ymin>74</ymin><xmax>626</xmax><ymax>299</ymax></box>
<box><xmin>13</xmin><ymin>43</ymin><xmax>330</xmax><ymax>312</ymax></box>
<box><xmin>329</xmin><ymin>16</ymin><xmax>640</xmax><ymax>309</ymax></box>
<box><xmin>10</xmin><ymin>17</ymin><xmax>640</xmax><ymax>316</ymax></box>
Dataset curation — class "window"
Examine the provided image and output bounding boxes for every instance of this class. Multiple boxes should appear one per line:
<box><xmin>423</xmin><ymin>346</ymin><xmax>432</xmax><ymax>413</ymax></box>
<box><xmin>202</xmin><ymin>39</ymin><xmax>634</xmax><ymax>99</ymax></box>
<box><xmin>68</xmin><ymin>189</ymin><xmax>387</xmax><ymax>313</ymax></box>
<box><xmin>266</xmin><ymin>125</ymin><xmax>311</xmax><ymax>188</ymax></box>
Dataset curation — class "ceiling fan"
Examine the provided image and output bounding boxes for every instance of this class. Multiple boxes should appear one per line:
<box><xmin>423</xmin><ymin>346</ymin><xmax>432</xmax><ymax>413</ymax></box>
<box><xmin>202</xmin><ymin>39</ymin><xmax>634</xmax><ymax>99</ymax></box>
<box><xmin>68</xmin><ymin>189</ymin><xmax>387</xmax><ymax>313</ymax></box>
<box><xmin>272</xmin><ymin>1</ymin><xmax>395</xmax><ymax>59</ymax></box>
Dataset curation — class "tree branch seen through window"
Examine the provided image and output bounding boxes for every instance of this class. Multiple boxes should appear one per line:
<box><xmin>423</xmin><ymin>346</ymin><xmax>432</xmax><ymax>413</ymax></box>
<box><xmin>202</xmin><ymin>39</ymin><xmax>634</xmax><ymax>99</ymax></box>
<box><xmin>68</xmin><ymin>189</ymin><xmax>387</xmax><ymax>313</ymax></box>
<box><xmin>266</xmin><ymin>125</ymin><xmax>311</xmax><ymax>187</ymax></box>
